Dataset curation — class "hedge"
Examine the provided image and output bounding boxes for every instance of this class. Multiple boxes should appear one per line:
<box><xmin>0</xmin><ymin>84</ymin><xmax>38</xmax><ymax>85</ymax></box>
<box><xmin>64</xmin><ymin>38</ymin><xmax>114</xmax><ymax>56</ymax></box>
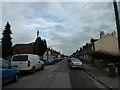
<box><xmin>89</xmin><ymin>51</ymin><xmax>120</xmax><ymax>63</ymax></box>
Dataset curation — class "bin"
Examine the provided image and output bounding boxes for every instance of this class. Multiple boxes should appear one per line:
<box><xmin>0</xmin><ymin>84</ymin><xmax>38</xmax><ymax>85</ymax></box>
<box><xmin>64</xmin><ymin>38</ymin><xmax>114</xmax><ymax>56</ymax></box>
<box><xmin>108</xmin><ymin>63</ymin><xmax>116</xmax><ymax>77</ymax></box>
<box><xmin>116</xmin><ymin>62</ymin><xmax>120</xmax><ymax>76</ymax></box>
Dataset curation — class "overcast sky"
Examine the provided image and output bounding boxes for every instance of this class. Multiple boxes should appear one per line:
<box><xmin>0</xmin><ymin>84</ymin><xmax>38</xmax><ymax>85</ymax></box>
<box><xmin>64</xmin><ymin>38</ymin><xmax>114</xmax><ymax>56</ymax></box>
<box><xmin>1</xmin><ymin>1</ymin><xmax>119</xmax><ymax>55</ymax></box>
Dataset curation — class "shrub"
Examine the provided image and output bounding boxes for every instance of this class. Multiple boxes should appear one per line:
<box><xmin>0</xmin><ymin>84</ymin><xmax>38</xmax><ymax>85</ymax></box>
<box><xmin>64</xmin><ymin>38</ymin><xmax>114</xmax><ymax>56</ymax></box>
<box><xmin>89</xmin><ymin>51</ymin><xmax>120</xmax><ymax>63</ymax></box>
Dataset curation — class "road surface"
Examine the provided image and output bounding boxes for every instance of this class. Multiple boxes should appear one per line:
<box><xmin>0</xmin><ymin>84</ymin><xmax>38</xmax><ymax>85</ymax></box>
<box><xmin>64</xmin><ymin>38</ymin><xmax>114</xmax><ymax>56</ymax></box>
<box><xmin>3</xmin><ymin>59</ymin><xmax>108</xmax><ymax>89</ymax></box>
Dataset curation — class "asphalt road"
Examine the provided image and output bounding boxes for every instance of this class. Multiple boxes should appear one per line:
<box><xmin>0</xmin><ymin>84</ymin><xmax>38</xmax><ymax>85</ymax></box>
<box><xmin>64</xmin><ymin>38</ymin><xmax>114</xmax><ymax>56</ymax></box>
<box><xmin>3</xmin><ymin>59</ymin><xmax>109</xmax><ymax>89</ymax></box>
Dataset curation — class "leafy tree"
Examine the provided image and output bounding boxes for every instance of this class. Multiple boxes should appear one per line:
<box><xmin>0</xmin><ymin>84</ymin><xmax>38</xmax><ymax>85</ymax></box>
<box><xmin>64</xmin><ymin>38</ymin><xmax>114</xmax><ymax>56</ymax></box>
<box><xmin>2</xmin><ymin>22</ymin><xmax>13</xmax><ymax>58</ymax></box>
<box><xmin>34</xmin><ymin>37</ymin><xmax>47</xmax><ymax>57</ymax></box>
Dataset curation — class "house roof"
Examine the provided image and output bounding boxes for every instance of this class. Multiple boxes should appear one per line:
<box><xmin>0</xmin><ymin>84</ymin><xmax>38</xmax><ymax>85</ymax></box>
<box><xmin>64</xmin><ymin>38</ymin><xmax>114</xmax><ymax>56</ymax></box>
<box><xmin>13</xmin><ymin>43</ymin><xmax>34</xmax><ymax>49</ymax></box>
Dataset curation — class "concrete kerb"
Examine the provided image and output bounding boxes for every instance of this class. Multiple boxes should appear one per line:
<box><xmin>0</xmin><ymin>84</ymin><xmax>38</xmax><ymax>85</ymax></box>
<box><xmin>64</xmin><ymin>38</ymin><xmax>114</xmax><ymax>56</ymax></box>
<box><xmin>83</xmin><ymin>69</ymin><xmax>113</xmax><ymax>90</ymax></box>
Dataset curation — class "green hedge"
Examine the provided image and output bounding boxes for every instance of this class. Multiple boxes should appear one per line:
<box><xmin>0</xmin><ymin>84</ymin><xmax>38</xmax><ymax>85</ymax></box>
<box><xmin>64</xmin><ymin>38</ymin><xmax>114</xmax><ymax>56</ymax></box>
<box><xmin>89</xmin><ymin>51</ymin><xmax>120</xmax><ymax>63</ymax></box>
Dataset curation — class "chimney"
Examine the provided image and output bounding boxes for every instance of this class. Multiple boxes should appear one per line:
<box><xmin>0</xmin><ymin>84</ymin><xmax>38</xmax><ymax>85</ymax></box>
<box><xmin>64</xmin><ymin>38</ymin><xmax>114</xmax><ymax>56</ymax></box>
<box><xmin>100</xmin><ymin>31</ymin><xmax>104</xmax><ymax>38</ymax></box>
<box><xmin>111</xmin><ymin>31</ymin><xmax>116</xmax><ymax>37</ymax></box>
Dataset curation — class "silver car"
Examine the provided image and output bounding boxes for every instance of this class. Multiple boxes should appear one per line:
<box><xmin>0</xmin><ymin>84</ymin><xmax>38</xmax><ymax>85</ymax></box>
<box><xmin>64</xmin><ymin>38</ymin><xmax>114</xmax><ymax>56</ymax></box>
<box><xmin>69</xmin><ymin>58</ymin><xmax>83</xmax><ymax>69</ymax></box>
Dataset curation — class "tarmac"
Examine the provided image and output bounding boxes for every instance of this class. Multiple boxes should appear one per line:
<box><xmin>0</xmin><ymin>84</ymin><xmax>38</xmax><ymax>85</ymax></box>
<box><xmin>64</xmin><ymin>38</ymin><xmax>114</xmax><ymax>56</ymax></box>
<box><xmin>84</xmin><ymin>64</ymin><xmax>119</xmax><ymax>90</ymax></box>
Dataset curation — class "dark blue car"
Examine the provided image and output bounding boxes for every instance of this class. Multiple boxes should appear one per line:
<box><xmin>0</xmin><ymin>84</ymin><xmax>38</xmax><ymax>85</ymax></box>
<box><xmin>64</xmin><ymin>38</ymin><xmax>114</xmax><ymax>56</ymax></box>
<box><xmin>0</xmin><ymin>58</ymin><xmax>19</xmax><ymax>84</ymax></box>
<box><xmin>44</xmin><ymin>58</ymin><xmax>55</xmax><ymax>65</ymax></box>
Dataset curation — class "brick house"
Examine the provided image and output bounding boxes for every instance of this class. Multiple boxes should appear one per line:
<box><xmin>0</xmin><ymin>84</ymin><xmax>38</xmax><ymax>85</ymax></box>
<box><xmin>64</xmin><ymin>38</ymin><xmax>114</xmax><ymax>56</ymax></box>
<box><xmin>13</xmin><ymin>43</ymin><xmax>34</xmax><ymax>54</ymax></box>
<box><xmin>42</xmin><ymin>48</ymin><xmax>61</xmax><ymax>60</ymax></box>
<box><xmin>94</xmin><ymin>31</ymin><xmax>119</xmax><ymax>54</ymax></box>
<box><xmin>71</xmin><ymin>42</ymin><xmax>94</xmax><ymax>60</ymax></box>
<box><xmin>13</xmin><ymin>43</ymin><xmax>61</xmax><ymax>60</ymax></box>
<box><xmin>71</xmin><ymin>31</ymin><xmax>119</xmax><ymax>68</ymax></box>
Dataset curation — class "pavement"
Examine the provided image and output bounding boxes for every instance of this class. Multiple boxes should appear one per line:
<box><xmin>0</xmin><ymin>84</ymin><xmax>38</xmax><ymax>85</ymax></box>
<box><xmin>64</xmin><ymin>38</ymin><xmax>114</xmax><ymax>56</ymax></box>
<box><xmin>84</xmin><ymin>64</ymin><xmax>119</xmax><ymax>90</ymax></box>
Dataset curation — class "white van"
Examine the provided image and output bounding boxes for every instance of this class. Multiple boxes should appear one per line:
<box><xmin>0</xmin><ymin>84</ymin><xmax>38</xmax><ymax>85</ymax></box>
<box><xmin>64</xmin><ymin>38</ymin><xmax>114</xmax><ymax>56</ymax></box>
<box><xmin>11</xmin><ymin>54</ymin><xmax>44</xmax><ymax>73</ymax></box>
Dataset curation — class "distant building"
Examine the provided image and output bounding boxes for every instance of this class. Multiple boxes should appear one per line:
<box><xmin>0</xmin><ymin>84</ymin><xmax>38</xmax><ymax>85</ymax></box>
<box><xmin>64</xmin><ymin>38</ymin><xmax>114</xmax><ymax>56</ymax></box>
<box><xmin>13</xmin><ymin>43</ymin><xmax>61</xmax><ymax>60</ymax></box>
<box><xmin>13</xmin><ymin>43</ymin><xmax>34</xmax><ymax>54</ymax></box>
<box><xmin>42</xmin><ymin>48</ymin><xmax>61</xmax><ymax>60</ymax></box>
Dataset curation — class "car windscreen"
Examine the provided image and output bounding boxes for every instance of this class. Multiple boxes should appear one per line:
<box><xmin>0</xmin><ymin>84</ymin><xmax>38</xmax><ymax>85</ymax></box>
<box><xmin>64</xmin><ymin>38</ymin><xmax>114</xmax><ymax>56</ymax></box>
<box><xmin>12</xmin><ymin>55</ymin><xmax>28</xmax><ymax>61</ymax></box>
<box><xmin>72</xmin><ymin>59</ymin><xmax>81</xmax><ymax>62</ymax></box>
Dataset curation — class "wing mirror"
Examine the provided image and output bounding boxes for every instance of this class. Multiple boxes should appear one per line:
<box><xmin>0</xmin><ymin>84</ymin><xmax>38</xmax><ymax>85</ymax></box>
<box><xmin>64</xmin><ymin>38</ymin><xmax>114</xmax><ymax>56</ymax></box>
<box><xmin>9</xmin><ymin>65</ymin><xmax>13</xmax><ymax>68</ymax></box>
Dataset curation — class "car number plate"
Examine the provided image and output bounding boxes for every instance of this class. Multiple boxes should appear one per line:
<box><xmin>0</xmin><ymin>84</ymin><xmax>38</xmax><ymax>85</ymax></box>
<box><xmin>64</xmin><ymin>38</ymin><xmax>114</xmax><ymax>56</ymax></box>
<box><xmin>76</xmin><ymin>63</ymin><xmax>79</xmax><ymax>65</ymax></box>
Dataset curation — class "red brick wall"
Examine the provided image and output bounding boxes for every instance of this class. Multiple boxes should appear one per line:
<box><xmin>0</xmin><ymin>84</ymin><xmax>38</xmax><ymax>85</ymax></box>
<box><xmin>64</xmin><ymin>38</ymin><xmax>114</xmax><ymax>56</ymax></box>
<box><xmin>14</xmin><ymin>48</ymin><xmax>34</xmax><ymax>54</ymax></box>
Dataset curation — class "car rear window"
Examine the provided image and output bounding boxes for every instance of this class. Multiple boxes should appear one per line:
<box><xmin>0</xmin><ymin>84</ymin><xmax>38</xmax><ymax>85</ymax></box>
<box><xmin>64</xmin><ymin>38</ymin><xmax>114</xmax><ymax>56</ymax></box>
<box><xmin>72</xmin><ymin>59</ymin><xmax>81</xmax><ymax>62</ymax></box>
<box><xmin>12</xmin><ymin>55</ymin><xmax>28</xmax><ymax>61</ymax></box>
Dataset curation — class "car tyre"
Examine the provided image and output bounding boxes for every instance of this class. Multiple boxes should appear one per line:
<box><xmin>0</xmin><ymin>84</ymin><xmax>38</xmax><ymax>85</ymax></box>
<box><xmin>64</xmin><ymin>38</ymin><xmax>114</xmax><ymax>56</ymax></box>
<box><xmin>13</xmin><ymin>74</ymin><xmax>19</xmax><ymax>82</ymax></box>
<box><xmin>31</xmin><ymin>67</ymin><xmax>35</xmax><ymax>74</ymax></box>
<box><xmin>41</xmin><ymin>65</ymin><xmax>44</xmax><ymax>70</ymax></box>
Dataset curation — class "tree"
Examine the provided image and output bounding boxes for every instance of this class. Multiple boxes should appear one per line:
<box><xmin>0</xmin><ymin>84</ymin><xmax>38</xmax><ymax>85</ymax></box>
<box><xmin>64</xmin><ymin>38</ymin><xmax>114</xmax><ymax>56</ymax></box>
<box><xmin>34</xmin><ymin>37</ymin><xmax>47</xmax><ymax>57</ymax></box>
<box><xmin>2</xmin><ymin>22</ymin><xmax>13</xmax><ymax>58</ymax></box>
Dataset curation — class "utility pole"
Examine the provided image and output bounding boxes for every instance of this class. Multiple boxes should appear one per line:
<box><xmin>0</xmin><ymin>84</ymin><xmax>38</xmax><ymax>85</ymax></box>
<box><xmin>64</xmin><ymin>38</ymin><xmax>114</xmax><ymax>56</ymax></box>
<box><xmin>113</xmin><ymin>0</ymin><xmax>120</xmax><ymax>52</ymax></box>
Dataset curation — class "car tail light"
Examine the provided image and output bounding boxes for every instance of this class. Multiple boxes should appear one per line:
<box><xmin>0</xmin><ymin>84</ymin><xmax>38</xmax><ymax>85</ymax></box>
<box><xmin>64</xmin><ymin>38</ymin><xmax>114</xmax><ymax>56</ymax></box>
<box><xmin>71</xmin><ymin>62</ymin><xmax>74</xmax><ymax>64</ymax></box>
<box><xmin>28</xmin><ymin>60</ymin><xmax>30</xmax><ymax>67</ymax></box>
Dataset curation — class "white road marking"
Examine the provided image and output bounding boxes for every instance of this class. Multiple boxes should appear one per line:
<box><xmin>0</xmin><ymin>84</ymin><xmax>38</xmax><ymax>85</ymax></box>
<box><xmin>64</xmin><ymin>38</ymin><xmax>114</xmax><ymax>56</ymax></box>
<box><xmin>48</xmin><ymin>74</ymin><xmax>52</xmax><ymax>78</ymax></box>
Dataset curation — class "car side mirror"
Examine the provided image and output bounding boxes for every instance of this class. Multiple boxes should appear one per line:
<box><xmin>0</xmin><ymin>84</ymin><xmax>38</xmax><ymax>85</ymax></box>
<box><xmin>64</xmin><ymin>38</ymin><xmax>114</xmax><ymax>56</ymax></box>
<box><xmin>38</xmin><ymin>61</ymin><xmax>41</xmax><ymax>63</ymax></box>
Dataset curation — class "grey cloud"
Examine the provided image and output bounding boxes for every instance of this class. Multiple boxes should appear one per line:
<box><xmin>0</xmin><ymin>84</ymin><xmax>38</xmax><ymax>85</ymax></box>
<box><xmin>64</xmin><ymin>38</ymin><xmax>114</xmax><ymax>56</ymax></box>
<box><xmin>28</xmin><ymin>2</ymin><xmax>50</xmax><ymax>15</ymax></box>
<box><xmin>61</xmin><ymin>2</ymin><xmax>82</xmax><ymax>11</ymax></box>
<box><xmin>76</xmin><ymin>2</ymin><xmax>116</xmax><ymax>34</ymax></box>
<box><xmin>2</xmin><ymin>2</ymin><xmax>117</xmax><ymax>55</ymax></box>
<box><xmin>48</xmin><ymin>31</ymin><xmax>93</xmax><ymax>55</ymax></box>
<box><xmin>89</xmin><ymin>2</ymin><xmax>112</xmax><ymax>11</ymax></box>
<box><xmin>12</xmin><ymin>31</ymin><xmax>36</xmax><ymax>45</ymax></box>
<box><xmin>53</xmin><ymin>24</ymin><xmax>65</xmax><ymax>32</ymax></box>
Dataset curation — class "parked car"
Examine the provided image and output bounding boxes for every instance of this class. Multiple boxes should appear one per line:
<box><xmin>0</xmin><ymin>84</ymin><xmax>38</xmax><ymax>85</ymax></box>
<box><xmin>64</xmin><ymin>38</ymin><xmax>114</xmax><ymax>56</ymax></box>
<box><xmin>56</xmin><ymin>57</ymin><xmax>63</xmax><ymax>61</ymax></box>
<box><xmin>11</xmin><ymin>54</ymin><xmax>44</xmax><ymax>73</ymax></box>
<box><xmin>0</xmin><ymin>58</ymin><xmax>19</xmax><ymax>84</ymax></box>
<box><xmin>69</xmin><ymin>58</ymin><xmax>83</xmax><ymax>69</ymax></box>
<box><xmin>44</xmin><ymin>58</ymin><xmax>55</xmax><ymax>65</ymax></box>
<box><xmin>67</xmin><ymin>58</ymin><xmax>71</xmax><ymax>62</ymax></box>
<box><xmin>54</xmin><ymin>57</ymin><xmax>61</xmax><ymax>62</ymax></box>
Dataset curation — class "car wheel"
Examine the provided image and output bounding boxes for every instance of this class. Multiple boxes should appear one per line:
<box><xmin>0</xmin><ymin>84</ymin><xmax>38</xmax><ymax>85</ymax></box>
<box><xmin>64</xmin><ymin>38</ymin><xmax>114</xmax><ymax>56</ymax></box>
<box><xmin>13</xmin><ymin>74</ymin><xmax>19</xmax><ymax>82</ymax></box>
<box><xmin>41</xmin><ymin>65</ymin><xmax>44</xmax><ymax>70</ymax></box>
<box><xmin>31</xmin><ymin>67</ymin><xmax>35</xmax><ymax>73</ymax></box>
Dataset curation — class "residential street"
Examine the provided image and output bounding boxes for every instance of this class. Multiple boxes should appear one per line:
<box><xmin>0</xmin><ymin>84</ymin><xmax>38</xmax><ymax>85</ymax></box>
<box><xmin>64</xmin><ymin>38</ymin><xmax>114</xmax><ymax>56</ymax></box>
<box><xmin>3</xmin><ymin>59</ymin><xmax>109</xmax><ymax>89</ymax></box>
<box><xmin>1</xmin><ymin>1</ymin><xmax>120</xmax><ymax>90</ymax></box>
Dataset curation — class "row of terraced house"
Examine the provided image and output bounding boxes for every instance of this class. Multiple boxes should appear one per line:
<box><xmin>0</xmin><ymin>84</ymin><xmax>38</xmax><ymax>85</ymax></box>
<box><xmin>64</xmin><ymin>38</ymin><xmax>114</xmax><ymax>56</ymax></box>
<box><xmin>71</xmin><ymin>31</ymin><xmax>119</xmax><ymax>62</ymax></box>
<box><xmin>13</xmin><ymin>42</ymin><xmax>62</xmax><ymax>61</ymax></box>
